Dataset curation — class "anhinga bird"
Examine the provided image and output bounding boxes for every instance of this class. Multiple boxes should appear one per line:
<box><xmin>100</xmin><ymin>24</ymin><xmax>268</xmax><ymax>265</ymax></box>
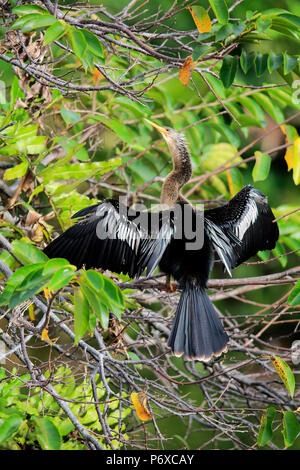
<box><xmin>44</xmin><ymin>120</ymin><xmax>279</xmax><ymax>361</ymax></box>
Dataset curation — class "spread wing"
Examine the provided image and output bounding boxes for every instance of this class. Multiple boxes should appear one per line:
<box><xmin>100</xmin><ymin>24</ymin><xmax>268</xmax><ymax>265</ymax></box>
<box><xmin>43</xmin><ymin>199</ymin><xmax>174</xmax><ymax>279</ymax></box>
<box><xmin>204</xmin><ymin>185</ymin><xmax>279</xmax><ymax>275</ymax></box>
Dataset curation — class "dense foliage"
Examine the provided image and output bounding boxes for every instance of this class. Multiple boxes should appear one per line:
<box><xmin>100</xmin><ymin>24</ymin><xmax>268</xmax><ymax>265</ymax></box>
<box><xmin>0</xmin><ymin>0</ymin><xmax>299</xmax><ymax>450</ymax></box>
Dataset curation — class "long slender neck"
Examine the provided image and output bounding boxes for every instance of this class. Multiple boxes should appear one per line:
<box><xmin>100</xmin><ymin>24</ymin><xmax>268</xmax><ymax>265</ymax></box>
<box><xmin>161</xmin><ymin>139</ymin><xmax>192</xmax><ymax>207</ymax></box>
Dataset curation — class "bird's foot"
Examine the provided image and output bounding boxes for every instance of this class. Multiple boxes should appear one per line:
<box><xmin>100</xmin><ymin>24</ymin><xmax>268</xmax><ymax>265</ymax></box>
<box><xmin>165</xmin><ymin>275</ymin><xmax>176</xmax><ymax>293</ymax></box>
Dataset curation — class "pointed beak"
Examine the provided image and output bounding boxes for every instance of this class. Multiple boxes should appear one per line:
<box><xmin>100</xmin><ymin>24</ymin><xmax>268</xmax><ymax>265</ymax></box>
<box><xmin>144</xmin><ymin>118</ymin><xmax>168</xmax><ymax>137</ymax></box>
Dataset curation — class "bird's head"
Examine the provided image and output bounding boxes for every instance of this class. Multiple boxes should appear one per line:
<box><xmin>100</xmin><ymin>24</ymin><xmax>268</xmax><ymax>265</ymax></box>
<box><xmin>144</xmin><ymin>119</ymin><xmax>186</xmax><ymax>155</ymax></box>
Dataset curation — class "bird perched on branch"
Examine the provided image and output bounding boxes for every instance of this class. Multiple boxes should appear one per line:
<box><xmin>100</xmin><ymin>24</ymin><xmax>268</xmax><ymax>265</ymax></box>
<box><xmin>44</xmin><ymin>120</ymin><xmax>279</xmax><ymax>361</ymax></box>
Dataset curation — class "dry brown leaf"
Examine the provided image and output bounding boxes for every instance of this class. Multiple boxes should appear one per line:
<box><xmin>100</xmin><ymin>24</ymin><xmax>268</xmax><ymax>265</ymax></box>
<box><xmin>130</xmin><ymin>392</ymin><xmax>152</xmax><ymax>421</ymax></box>
<box><xmin>25</xmin><ymin>210</ymin><xmax>42</xmax><ymax>226</ymax></box>
<box><xmin>179</xmin><ymin>56</ymin><xmax>195</xmax><ymax>86</ymax></box>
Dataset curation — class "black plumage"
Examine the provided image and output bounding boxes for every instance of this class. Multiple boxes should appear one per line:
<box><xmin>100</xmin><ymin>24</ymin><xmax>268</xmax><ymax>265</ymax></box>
<box><xmin>44</xmin><ymin>122</ymin><xmax>279</xmax><ymax>361</ymax></box>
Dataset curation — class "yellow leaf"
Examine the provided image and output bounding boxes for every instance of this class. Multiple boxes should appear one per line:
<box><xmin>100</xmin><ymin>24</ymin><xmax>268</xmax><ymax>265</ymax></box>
<box><xmin>281</xmin><ymin>126</ymin><xmax>300</xmax><ymax>180</ymax></box>
<box><xmin>285</xmin><ymin>145</ymin><xmax>294</xmax><ymax>172</ymax></box>
<box><xmin>43</xmin><ymin>288</ymin><xmax>53</xmax><ymax>301</ymax></box>
<box><xmin>270</xmin><ymin>355</ymin><xmax>295</xmax><ymax>398</ymax></box>
<box><xmin>41</xmin><ymin>329</ymin><xmax>50</xmax><ymax>342</ymax></box>
<box><xmin>41</xmin><ymin>329</ymin><xmax>58</xmax><ymax>345</ymax></box>
<box><xmin>188</xmin><ymin>6</ymin><xmax>212</xmax><ymax>33</ymax></box>
<box><xmin>179</xmin><ymin>56</ymin><xmax>195</xmax><ymax>87</ymax></box>
<box><xmin>28</xmin><ymin>304</ymin><xmax>35</xmax><ymax>322</ymax></box>
<box><xmin>225</xmin><ymin>165</ymin><xmax>234</xmax><ymax>197</ymax></box>
<box><xmin>130</xmin><ymin>392</ymin><xmax>152</xmax><ymax>421</ymax></box>
<box><xmin>285</xmin><ymin>138</ymin><xmax>300</xmax><ymax>183</ymax></box>
<box><xmin>292</xmin><ymin>138</ymin><xmax>300</xmax><ymax>185</ymax></box>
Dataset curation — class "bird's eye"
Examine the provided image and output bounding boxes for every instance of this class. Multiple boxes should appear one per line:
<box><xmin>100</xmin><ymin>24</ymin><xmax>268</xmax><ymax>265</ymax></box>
<box><xmin>165</xmin><ymin>127</ymin><xmax>170</xmax><ymax>132</ymax></box>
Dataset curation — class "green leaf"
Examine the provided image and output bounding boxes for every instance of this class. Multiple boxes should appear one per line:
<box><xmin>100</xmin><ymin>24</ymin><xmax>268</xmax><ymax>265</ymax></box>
<box><xmin>3</xmin><ymin>160</ymin><xmax>29</xmax><ymax>180</ymax></box>
<box><xmin>257</xmin><ymin>407</ymin><xmax>276</xmax><ymax>447</ymax></box>
<box><xmin>12</xmin><ymin>4</ymin><xmax>47</xmax><ymax>15</ymax></box>
<box><xmin>88</xmin><ymin>310</ymin><xmax>97</xmax><ymax>331</ymax></box>
<box><xmin>256</xmin><ymin>17</ymin><xmax>271</xmax><ymax>33</ymax></box>
<box><xmin>69</xmin><ymin>28</ymin><xmax>88</xmax><ymax>61</ymax></box>
<box><xmin>253</xmin><ymin>93</ymin><xmax>284</xmax><ymax>123</ymax></box>
<box><xmin>210</xmin><ymin>122</ymin><xmax>240</xmax><ymax>147</ymax></box>
<box><xmin>28</xmin><ymin>184</ymin><xmax>45</xmax><ymax>203</ymax></box>
<box><xmin>0</xmin><ymin>284</ymin><xmax>15</xmax><ymax>307</ymax></box>
<box><xmin>114</xmin><ymin>96</ymin><xmax>150</xmax><ymax>119</ymax></box>
<box><xmin>81</xmin><ymin>29</ymin><xmax>103</xmax><ymax>58</ymax></box>
<box><xmin>80</xmin><ymin>282</ymin><xmax>103</xmax><ymax>318</ymax></box>
<box><xmin>0</xmin><ymin>261</ymin><xmax>53</xmax><ymax>308</ymax></box>
<box><xmin>215</xmin><ymin>24</ymin><xmax>233</xmax><ymax>42</ymax></box>
<box><xmin>34</xmin><ymin>417</ymin><xmax>62</xmax><ymax>450</ymax></box>
<box><xmin>2</xmin><ymin>136</ymin><xmax>47</xmax><ymax>156</ymax></box>
<box><xmin>208</xmin><ymin>0</ymin><xmax>229</xmax><ymax>25</ymax></box>
<box><xmin>201</xmin><ymin>143</ymin><xmax>241</xmax><ymax>171</ymax></box>
<box><xmin>95</xmin><ymin>300</ymin><xmax>110</xmax><ymax>329</ymax></box>
<box><xmin>257</xmin><ymin>250</ymin><xmax>271</xmax><ymax>262</ymax></box>
<box><xmin>220</xmin><ymin>55</ymin><xmax>238</xmax><ymax>88</ymax></box>
<box><xmin>272</xmin><ymin>16</ymin><xmax>300</xmax><ymax>32</ymax></box>
<box><xmin>192</xmin><ymin>44</ymin><xmax>213</xmax><ymax>61</ymax></box>
<box><xmin>42</xmin><ymin>258</ymin><xmax>72</xmax><ymax>275</ymax></box>
<box><xmin>270</xmin><ymin>355</ymin><xmax>295</xmax><ymax>398</ymax></box>
<box><xmin>101</xmin><ymin>118</ymin><xmax>135</xmax><ymax>144</ymax></box>
<box><xmin>228</xmin><ymin>167</ymin><xmax>243</xmax><ymax>193</ymax></box>
<box><xmin>60</xmin><ymin>104</ymin><xmax>81</xmax><ymax>125</ymax></box>
<box><xmin>278</xmin><ymin>13</ymin><xmax>300</xmax><ymax>29</ymax></box>
<box><xmin>44</xmin><ymin>20</ymin><xmax>67</xmax><ymax>45</ymax></box>
<box><xmin>83</xmin><ymin>270</ymin><xmax>105</xmax><ymax>291</ymax></box>
<box><xmin>13</xmin><ymin>239</ymin><xmax>49</xmax><ymax>265</ymax></box>
<box><xmin>288</xmin><ymin>279</ymin><xmax>300</xmax><ymax>306</ymax></box>
<box><xmin>0</xmin><ymin>414</ymin><xmax>23</xmax><ymax>444</ymax></box>
<box><xmin>237</xmin><ymin>96</ymin><xmax>265</xmax><ymax>125</ymax></box>
<box><xmin>80</xmin><ymin>50</ymin><xmax>96</xmax><ymax>72</ymax></box>
<box><xmin>261</xmin><ymin>9</ymin><xmax>290</xmax><ymax>18</ymax></box>
<box><xmin>271</xmin><ymin>25</ymin><xmax>299</xmax><ymax>40</ymax></box>
<box><xmin>267</xmin><ymin>52</ymin><xmax>283</xmax><ymax>73</ymax></box>
<box><xmin>103</xmin><ymin>277</ymin><xmax>124</xmax><ymax>308</ymax></box>
<box><xmin>283</xmin><ymin>53</ymin><xmax>298</xmax><ymax>75</ymax></box>
<box><xmin>240</xmin><ymin>50</ymin><xmax>256</xmax><ymax>74</ymax></box>
<box><xmin>252</xmin><ymin>151</ymin><xmax>271</xmax><ymax>181</ymax></box>
<box><xmin>47</xmin><ymin>266</ymin><xmax>76</xmax><ymax>290</ymax></box>
<box><xmin>232</xmin><ymin>22</ymin><xmax>246</xmax><ymax>37</ymax></box>
<box><xmin>282</xmin><ymin>411</ymin><xmax>300</xmax><ymax>447</ymax></box>
<box><xmin>38</xmin><ymin>160</ymin><xmax>121</xmax><ymax>184</ymax></box>
<box><xmin>12</xmin><ymin>13</ymin><xmax>57</xmax><ymax>32</ymax></box>
<box><xmin>255</xmin><ymin>52</ymin><xmax>268</xmax><ymax>77</ymax></box>
<box><xmin>74</xmin><ymin>287</ymin><xmax>89</xmax><ymax>343</ymax></box>
<box><xmin>272</xmin><ymin>242</ymin><xmax>287</xmax><ymax>268</ymax></box>
<box><xmin>8</xmin><ymin>268</ymin><xmax>50</xmax><ymax>308</ymax></box>
<box><xmin>202</xmin><ymin>72</ymin><xmax>225</xmax><ymax>99</ymax></box>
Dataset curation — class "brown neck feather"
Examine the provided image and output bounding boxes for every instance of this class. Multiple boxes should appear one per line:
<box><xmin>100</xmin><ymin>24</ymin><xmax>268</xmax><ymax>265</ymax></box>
<box><xmin>161</xmin><ymin>139</ymin><xmax>192</xmax><ymax>207</ymax></box>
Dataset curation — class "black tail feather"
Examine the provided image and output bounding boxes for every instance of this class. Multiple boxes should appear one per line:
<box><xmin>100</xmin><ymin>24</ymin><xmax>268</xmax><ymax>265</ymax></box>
<box><xmin>168</xmin><ymin>284</ymin><xmax>228</xmax><ymax>361</ymax></box>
